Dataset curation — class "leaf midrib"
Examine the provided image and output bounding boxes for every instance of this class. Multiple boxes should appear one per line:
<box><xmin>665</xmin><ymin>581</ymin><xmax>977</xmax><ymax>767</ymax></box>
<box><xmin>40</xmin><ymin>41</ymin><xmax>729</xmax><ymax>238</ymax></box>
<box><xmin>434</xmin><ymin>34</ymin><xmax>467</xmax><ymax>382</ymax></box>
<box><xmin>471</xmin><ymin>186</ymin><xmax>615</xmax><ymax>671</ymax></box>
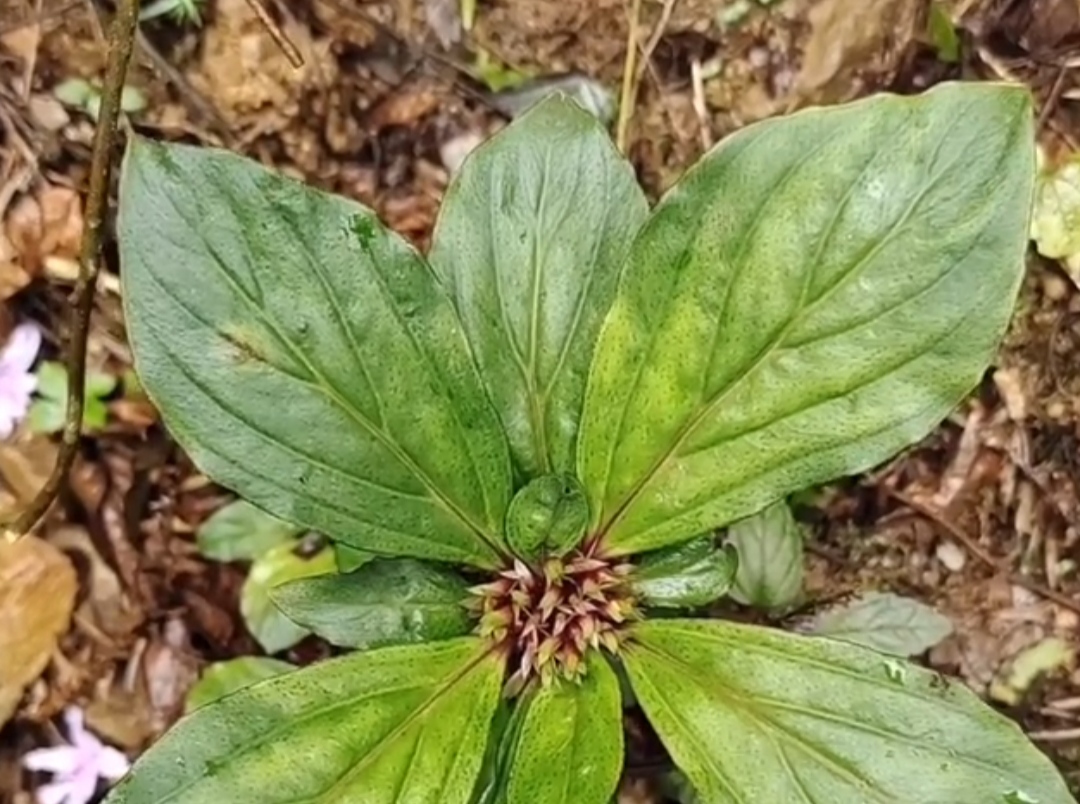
<box><xmin>150</xmin><ymin>177</ymin><xmax>504</xmax><ymax>560</ymax></box>
<box><xmin>596</xmin><ymin>118</ymin><xmax>967</xmax><ymax>544</ymax></box>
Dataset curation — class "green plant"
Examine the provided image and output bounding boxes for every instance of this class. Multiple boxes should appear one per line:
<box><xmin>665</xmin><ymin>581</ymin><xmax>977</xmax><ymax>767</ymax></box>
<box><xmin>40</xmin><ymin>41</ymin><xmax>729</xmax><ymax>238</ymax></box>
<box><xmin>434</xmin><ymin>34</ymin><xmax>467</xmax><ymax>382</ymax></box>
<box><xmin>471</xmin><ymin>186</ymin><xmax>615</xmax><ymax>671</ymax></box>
<box><xmin>105</xmin><ymin>83</ymin><xmax>1074</xmax><ymax>803</ymax></box>
<box><xmin>195</xmin><ymin>499</ymin><xmax>337</xmax><ymax>652</ymax></box>
<box><xmin>137</xmin><ymin>0</ymin><xmax>204</xmax><ymax>26</ymax></box>
<box><xmin>28</xmin><ymin>360</ymin><xmax>115</xmax><ymax>434</ymax></box>
<box><xmin>52</xmin><ymin>78</ymin><xmax>146</xmax><ymax>123</ymax></box>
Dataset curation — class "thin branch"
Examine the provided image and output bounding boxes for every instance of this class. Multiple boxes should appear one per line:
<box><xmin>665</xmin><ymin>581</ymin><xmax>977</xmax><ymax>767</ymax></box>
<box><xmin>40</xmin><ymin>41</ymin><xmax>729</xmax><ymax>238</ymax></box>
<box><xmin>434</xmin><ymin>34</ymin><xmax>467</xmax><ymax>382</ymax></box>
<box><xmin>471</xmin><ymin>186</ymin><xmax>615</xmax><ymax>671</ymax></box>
<box><xmin>243</xmin><ymin>0</ymin><xmax>303</xmax><ymax>69</ymax></box>
<box><xmin>887</xmin><ymin>488</ymin><xmax>1080</xmax><ymax>617</ymax></box>
<box><xmin>615</xmin><ymin>0</ymin><xmax>643</xmax><ymax>154</ymax></box>
<box><xmin>3</xmin><ymin>0</ymin><xmax>140</xmax><ymax>539</ymax></box>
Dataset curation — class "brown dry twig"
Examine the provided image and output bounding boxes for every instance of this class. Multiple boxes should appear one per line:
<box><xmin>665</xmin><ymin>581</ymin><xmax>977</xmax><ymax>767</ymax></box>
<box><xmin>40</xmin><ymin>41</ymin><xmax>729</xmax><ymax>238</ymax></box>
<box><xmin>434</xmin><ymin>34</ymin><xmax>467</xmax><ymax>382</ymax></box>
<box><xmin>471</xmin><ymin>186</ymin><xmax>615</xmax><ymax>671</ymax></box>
<box><xmin>887</xmin><ymin>488</ymin><xmax>1080</xmax><ymax>616</ymax></box>
<box><xmin>242</xmin><ymin>0</ymin><xmax>303</xmax><ymax>69</ymax></box>
<box><xmin>2</xmin><ymin>0</ymin><xmax>141</xmax><ymax>540</ymax></box>
<box><xmin>616</xmin><ymin>0</ymin><xmax>677</xmax><ymax>154</ymax></box>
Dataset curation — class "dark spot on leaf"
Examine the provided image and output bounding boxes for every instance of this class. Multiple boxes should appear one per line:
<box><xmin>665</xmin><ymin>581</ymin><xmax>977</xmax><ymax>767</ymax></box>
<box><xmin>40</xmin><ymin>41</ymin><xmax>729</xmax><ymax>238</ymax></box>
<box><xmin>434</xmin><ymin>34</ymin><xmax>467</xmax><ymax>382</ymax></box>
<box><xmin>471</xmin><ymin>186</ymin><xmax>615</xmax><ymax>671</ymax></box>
<box><xmin>220</xmin><ymin>325</ymin><xmax>268</xmax><ymax>365</ymax></box>
<box><xmin>350</xmin><ymin>214</ymin><xmax>377</xmax><ymax>251</ymax></box>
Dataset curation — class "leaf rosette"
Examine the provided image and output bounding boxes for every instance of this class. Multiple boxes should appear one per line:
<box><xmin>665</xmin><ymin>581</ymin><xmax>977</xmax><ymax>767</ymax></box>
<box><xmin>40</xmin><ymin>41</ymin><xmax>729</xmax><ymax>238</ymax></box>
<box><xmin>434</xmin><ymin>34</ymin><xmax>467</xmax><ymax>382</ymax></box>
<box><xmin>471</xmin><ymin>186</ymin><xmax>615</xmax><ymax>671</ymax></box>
<box><xmin>108</xmin><ymin>83</ymin><xmax>1075</xmax><ymax>804</ymax></box>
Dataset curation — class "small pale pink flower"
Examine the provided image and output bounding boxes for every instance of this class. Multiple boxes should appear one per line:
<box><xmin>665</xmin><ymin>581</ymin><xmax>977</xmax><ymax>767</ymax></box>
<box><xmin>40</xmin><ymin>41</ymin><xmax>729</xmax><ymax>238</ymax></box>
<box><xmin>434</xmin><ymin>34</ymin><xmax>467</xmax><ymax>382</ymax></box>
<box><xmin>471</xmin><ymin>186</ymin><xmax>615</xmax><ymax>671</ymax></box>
<box><xmin>0</xmin><ymin>322</ymin><xmax>41</xmax><ymax>438</ymax></box>
<box><xmin>22</xmin><ymin>707</ymin><xmax>130</xmax><ymax>804</ymax></box>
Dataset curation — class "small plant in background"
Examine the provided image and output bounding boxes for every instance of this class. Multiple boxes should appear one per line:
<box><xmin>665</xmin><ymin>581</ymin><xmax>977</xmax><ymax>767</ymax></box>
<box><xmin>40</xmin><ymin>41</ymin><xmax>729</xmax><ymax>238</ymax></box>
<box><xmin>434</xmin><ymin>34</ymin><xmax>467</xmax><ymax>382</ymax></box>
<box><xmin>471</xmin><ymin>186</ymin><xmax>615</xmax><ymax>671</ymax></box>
<box><xmin>137</xmin><ymin>0</ymin><xmax>205</xmax><ymax>26</ymax></box>
<box><xmin>194</xmin><ymin>500</ymin><xmax>336</xmax><ymax>652</ymax></box>
<box><xmin>52</xmin><ymin>79</ymin><xmax>146</xmax><ymax>124</ymax></box>
<box><xmin>28</xmin><ymin>361</ymin><xmax>116</xmax><ymax>435</ymax></box>
<box><xmin>105</xmin><ymin>83</ymin><xmax>1075</xmax><ymax>803</ymax></box>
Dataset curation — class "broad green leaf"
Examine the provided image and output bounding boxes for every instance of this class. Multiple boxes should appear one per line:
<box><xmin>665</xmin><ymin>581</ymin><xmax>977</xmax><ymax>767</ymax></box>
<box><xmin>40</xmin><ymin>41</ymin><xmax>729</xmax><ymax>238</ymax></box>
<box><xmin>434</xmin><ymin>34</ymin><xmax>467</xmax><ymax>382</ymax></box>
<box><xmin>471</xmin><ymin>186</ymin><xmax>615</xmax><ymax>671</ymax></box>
<box><xmin>185</xmin><ymin>657</ymin><xmax>295</xmax><ymax>712</ymax></box>
<box><xmin>624</xmin><ymin>620</ymin><xmax>1074</xmax><ymax>804</ymax></box>
<box><xmin>334</xmin><ymin>541</ymin><xmax>375</xmax><ymax>573</ymax></box>
<box><xmin>105</xmin><ymin>638</ymin><xmax>505</xmax><ymax>804</ymax></box>
<box><xmin>270</xmin><ymin>557</ymin><xmax>472</xmax><ymax>649</ymax></box>
<box><xmin>808</xmin><ymin>592</ymin><xmax>953</xmax><ymax>657</ymax></box>
<box><xmin>196</xmin><ymin>499</ymin><xmax>302</xmax><ymax>562</ymax></box>
<box><xmin>505</xmin><ymin>652</ymin><xmax>622</xmax><ymax>804</ymax></box>
<box><xmin>119</xmin><ymin>139</ymin><xmax>513</xmax><ymax>568</ymax></box>
<box><xmin>726</xmin><ymin>501</ymin><xmax>803</xmax><ymax>609</ymax></box>
<box><xmin>578</xmin><ymin>82</ymin><xmax>1035</xmax><ymax>555</ymax></box>
<box><xmin>631</xmin><ymin>538</ymin><xmax>738</xmax><ymax>608</ymax></box>
<box><xmin>240</xmin><ymin>540</ymin><xmax>336</xmax><ymax>653</ymax></box>
<box><xmin>505</xmin><ymin>474</ymin><xmax>589</xmax><ymax>558</ymax></box>
<box><xmin>429</xmin><ymin>95</ymin><xmax>648</xmax><ymax>478</ymax></box>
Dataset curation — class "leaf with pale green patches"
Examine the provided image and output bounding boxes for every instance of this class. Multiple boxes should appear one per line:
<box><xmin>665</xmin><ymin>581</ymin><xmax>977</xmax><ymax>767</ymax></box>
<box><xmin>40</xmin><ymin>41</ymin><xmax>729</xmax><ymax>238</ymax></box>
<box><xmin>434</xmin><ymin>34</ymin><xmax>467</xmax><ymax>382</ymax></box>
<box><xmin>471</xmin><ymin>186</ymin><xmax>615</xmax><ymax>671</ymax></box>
<box><xmin>105</xmin><ymin>638</ymin><xmax>505</xmax><ymax>804</ymax></box>
<box><xmin>185</xmin><ymin>657</ymin><xmax>295</xmax><ymax>712</ymax></box>
<box><xmin>578</xmin><ymin>82</ymin><xmax>1035</xmax><ymax>556</ymax></box>
<box><xmin>240</xmin><ymin>540</ymin><xmax>336</xmax><ymax>653</ymax></box>
<box><xmin>119</xmin><ymin>138</ymin><xmax>513</xmax><ymax>568</ymax></box>
<box><xmin>429</xmin><ymin>95</ymin><xmax>649</xmax><ymax>478</ymax></box>
<box><xmin>505</xmin><ymin>653</ymin><xmax>623</xmax><ymax>804</ymax></box>
<box><xmin>632</xmin><ymin>538</ymin><xmax>739</xmax><ymax>609</ymax></box>
<box><xmin>270</xmin><ymin>558</ymin><xmax>472</xmax><ymax>649</ymax></box>
<box><xmin>624</xmin><ymin>619</ymin><xmax>1074</xmax><ymax>804</ymax></box>
<box><xmin>196</xmin><ymin>500</ymin><xmax>303</xmax><ymax>563</ymax></box>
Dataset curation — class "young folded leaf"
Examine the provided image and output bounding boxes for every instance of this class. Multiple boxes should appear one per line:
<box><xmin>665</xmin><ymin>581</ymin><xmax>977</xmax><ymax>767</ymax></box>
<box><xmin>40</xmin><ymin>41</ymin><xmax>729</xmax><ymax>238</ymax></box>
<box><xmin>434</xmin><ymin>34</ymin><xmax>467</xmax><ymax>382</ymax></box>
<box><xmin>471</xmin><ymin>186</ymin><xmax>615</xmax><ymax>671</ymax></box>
<box><xmin>106</xmin><ymin>639</ymin><xmax>504</xmax><ymax>804</ymax></box>
<box><xmin>429</xmin><ymin>95</ymin><xmax>649</xmax><ymax>478</ymax></box>
<box><xmin>631</xmin><ymin>538</ymin><xmax>738</xmax><ymax>608</ymax></box>
<box><xmin>270</xmin><ymin>557</ymin><xmax>473</xmax><ymax>649</ymax></box>
<box><xmin>119</xmin><ymin>139</ymin><xmax>513</xmax><ymax>568</ymax></box>
<box><xmin>726</xmin><ymin>500</ymin><xmax>804</xmax><ymax>610</ymax></box>
<box><xmin>623</xmin><ymin>620</ymin><xmax>1074</xmax><ymax>804</ymax></box>
<box><xmin>505</xmin><ymin>474</ymin><xmax>589</xmax><ymax>559</ymax></box>
<box><xmin>578</xmin><ymin>81</ymin><xmax>1034</xmax><ymax>556</ymax></box>
<box><xmin>504</xmin><ymin>652</ymin><xmax>622</xmax><ymax>804</ymax></box>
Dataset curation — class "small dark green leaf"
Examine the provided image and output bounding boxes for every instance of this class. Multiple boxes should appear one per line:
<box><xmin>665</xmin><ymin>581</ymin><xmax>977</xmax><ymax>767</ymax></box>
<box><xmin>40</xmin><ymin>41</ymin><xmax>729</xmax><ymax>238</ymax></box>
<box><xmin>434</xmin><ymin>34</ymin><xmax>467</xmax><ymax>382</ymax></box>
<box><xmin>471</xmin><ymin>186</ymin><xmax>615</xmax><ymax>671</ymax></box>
<box><xmin>631</xmin><ymin>538</ymin><xmax>738</xmax><ymax>609</ymax></box>
<box><xmin>470</xmin><ymin>693</ymin><xmax>534</xmax><ymax>804</ymax></box>
<box><xmin>104</xmin><ymin>638</ymin><xmax>505</xmax><ymax>804</ymax></box>
<box><xmin>185</xmin><ymin>657</ymin><xmax>295</xmax><ymax>712</ymax></box>
<box><xmin>624</xmin><ymin>620</ymin><xmax>1074</xmax><ymax>803</ymax></box>
<box><xmin>726</xmin><ymin>500</ymin><xmax>803</xmax><ymax>610</ymax></box>
<box><xmin>505</xmin><ymin>652</ymin><xmax>623</xmax><ymax>804</ymax></box>
<box><xmin>240</xmin><ymin>541</ymin><xmax>336</xmax><ymax>653</ymax></box>
<box><xmin>808</xmin><ymin>592</ymin><xmax>954</xmax><ymax>657</ymax></box>
<box><xmin>333</xmin><ymin>541</ymin><xmax>374</xmax><ymax>572</ymax></box>
<box><xmin>120</xmin><ymin>139</ymin><xmax>513</xmax><ymax>568</ymax></box>
<box><xmin>505</xmin><ymin>474</ymin><xmax>589</xmax><ymax>558</ymax></box>
<box><xmin>196</xmin><ymin>500</ymin><xmax>302</xmax><ymax>563</ymax></box>
<box><xmin>429</xmin><ymin>94</ymin><xmax>649</xmax><ymax>477</ymax></box>
<box><xmin>270</xmin><ymin>557</ymin><xmax>472</xmax><ymax>649</ymax></box>
<box><xmin>578</xmin><ymin>82</ymin><xmax>1034</xmax><ymax>555</ymax></box>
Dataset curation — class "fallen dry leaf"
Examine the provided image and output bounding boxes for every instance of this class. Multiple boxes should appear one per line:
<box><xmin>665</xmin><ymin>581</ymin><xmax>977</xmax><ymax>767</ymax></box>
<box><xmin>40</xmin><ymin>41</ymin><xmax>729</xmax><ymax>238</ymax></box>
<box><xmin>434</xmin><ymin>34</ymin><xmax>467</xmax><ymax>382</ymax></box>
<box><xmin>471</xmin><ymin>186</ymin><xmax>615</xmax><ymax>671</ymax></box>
<box><xmin>791</xmin><ymin>0</ymin><xmax>925</xmax><ymax>107</ymax></box>
<box><xmin>0</xmin><ymin>536</ymin><xmax>77</xmax><ymax>727</ymax></box>
<box><xmin>1</xmin><ymin>184</ymin><xmax>83</xmax><ymax>299</ymax></box>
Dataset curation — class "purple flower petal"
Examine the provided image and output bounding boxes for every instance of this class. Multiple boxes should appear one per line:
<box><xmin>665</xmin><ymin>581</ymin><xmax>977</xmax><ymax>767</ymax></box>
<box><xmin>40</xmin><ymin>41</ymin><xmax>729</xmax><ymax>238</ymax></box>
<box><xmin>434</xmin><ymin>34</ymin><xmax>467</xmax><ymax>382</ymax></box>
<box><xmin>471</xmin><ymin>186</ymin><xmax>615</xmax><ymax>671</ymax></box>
<box><xmin>1</xmin><ymin>322</ymin><xmax>41</xmax><ymax>375</ymax></box>
<box><xmin>62</xmin><ymin>764</ymin><xmax>100</xmax><ymax>804</ymax></box>
<box><xmin>22</xmin><ymin>746</ymin><xmax>78</xmax><ymax>775</ymax></box>
<box><xmin>96</xmin><ymin>746</ymin><xmax>130</xmax><ymax>781</ymax></box>
<box><xmin>34</xmin><ymin>779</ymin><xmax>75</xmax><ymax>804</ymax></box>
